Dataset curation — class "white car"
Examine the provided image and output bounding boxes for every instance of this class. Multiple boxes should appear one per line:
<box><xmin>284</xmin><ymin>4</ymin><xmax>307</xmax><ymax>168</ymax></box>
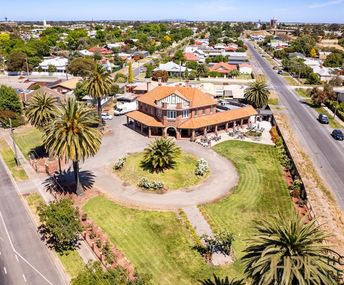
<box><xmin>101</xmin><ymin>112</ymin><xmax>113</xmax><ymax>120</ymax></box>
<box><xmin>114</xmin><ymin>101</ymin><xmax>137</xmax><ymax>116</ymax></box>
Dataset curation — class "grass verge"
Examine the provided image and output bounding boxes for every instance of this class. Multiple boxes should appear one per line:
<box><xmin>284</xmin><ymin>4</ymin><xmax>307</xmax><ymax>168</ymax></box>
<box><xmin>115</xmin><ymin>152</ymin><xmax>208</xmax><ymax>190</ymax></box>
<box><xmin>0</xmin><ymin>139</ymin><xmax>28</xmax><ymax>181</ymax></box>
<box><xmin>83</xmin><ymin>196</ymin><xmax>229</xmax><ymax>285</ymax></box>
<box><xmin>24</xmin><ymin>192</ymin><xmax>85</xmax><ymax>280</ymax></box>
<box><xmin>201</xmin><ymin>141</ymin><xmax>293</xmax><ymax>275</ymax></box>
<box><xmin>13</xmin><ymin>127</ymin><xmax>43</xmax><ymax>159</ymax></box>
<box><xmin>282</xmin><ymin>75</ymin><xmax>300</xmax><ymax>86</ymax></box>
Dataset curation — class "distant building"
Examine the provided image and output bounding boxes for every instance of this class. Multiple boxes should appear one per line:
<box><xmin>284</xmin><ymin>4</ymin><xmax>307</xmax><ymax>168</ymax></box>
<box><xmin>270</xmin><ymin>17</ymin><xmax>277</xmax><ymax>29</ymax></box>
<box><xmin>39</xmin><ymin>57</ymin><xmax>68</xmax><ymax>73</ymax></box>
<box><xmin>154</xmin><ymin>62</ymin><xmax>190</xmax><ymax>77</ymax></box>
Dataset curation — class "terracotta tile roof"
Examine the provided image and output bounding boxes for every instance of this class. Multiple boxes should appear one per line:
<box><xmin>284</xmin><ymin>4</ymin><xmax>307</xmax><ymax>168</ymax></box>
<box><xmin>137</xmin><ymin>86</ymin><xmax>217</xmax><ymax>108</ymax></box>
<box><xmin>239</xmin><ymin>63</ymin><xmax>252</xmax><ymax>68</ymax></box>
<box><xmin>22</xmin><ymin>86</ymin><xmax>66</xmax><ymax>103</ymax></box>
<box><xmin>209</xmin><ymin>62</ymin><xmax>237</xmax><ymax>74</ymax></box>
<box><xmin>127</xmin><ymin>110</ymin><xmax>164</xmax><ymax>127</ymax></box>
<box><xmin>179</xmin><ymin>106</ymin><xmax>257</xmax><ymax>129</ymax></box>
<box><xmin>51</xmin><ymin>77</ymin><xmax>82</xmax><ymax>90</ymax></box>
<box><xmin>88</xmin><ymin>47</ymin><xmax>113</xmax><ymax>55</ymax></box>
<box><xmin>184</xmin><ymin>52</ymin><xmax>198</xmax><ymax>62</ymax></box>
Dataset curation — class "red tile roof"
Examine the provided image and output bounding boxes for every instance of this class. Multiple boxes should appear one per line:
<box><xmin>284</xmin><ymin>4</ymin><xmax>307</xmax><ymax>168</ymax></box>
<box><xmin>184</xmin><ymin>52</ymin><xmax>198</xmax><ymax>62</ymax></box>
<box><xmin>137</xmin><ymin>86</ymin><xmax>217</xmax><ymax>108</ymax></box>
<box><xmin>88</xmin><ymin>47</ymin><xmax>113</xmax><ymax>55</ymax></box>
<box><xmin>127</xmin><ymin>111</ymin><xmax>164</xmax><ymax>127</ymax></box>
<box><xmin>209</xmin><ymin>62</ymin><xmax>237</xmax><ymax>74</ymax></box>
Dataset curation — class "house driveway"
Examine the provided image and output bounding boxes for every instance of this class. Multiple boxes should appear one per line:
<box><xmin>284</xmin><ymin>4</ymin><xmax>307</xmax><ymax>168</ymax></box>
<box><xmin>80</xmin><ymin>116</ymin><xmax>238</xmax><ymax>210</ymax></box>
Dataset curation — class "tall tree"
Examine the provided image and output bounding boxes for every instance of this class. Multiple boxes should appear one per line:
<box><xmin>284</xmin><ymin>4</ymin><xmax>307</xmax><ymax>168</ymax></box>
<box><xmin>128</xmin><ymin>61</ymin><xmax>134</xmax><ymax>84</ymax></box>
<box><xmin>84</xmin><ymin>64</ymin><xmax>112</xmax><ymax>117</ymax></box>
<box><xmin>242</xmin><ymin>213</ymin><xmax>340</xmax><ymax>285</ymax></box>
<box><xmin>25</xmin><ymin>92</ymin><xmax>57</xmax><ymax>129</ymax></box>
<box><xmin>244</xmin><ymin>80</ymin><xmax>270</xmax><ymax>109</ymax></box>
<box><xmin>43</xmin><ymin>99</ymin><xmax>101</xmax><ymax>195</ymax></box>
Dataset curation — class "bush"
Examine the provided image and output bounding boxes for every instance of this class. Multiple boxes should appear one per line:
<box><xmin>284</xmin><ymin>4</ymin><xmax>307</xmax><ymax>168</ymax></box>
<box><xmin>113</xmin><ymin>156</ymin><xmax>126</xmax><ymax>170</ymax></box>
<box><xmin>138</xmin><ymin>177</ymin><xmax>164</xmax><ymax>191</ymax></box>
<box><xmin>195</xmin><ymin>158</ymin><xmax>209</xmax><ymax>176</ymax></box>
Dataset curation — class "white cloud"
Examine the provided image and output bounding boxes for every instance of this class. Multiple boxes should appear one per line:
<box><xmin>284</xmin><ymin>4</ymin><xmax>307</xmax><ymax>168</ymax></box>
<box><xmin>309</xmin><ymin>0</ymin><xmax>344</xmax><ymax>8</ymax></box>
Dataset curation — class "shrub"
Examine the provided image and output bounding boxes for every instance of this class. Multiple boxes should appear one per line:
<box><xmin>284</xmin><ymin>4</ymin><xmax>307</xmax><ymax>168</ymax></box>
<box><xmin>113</xmin><ymin>156</ymin><xmax>126</xmax><ymax>170</ymax></box>
<box><xmin>195</xmin><ymin>158</ymin><xmax>209</xmax><ymax>176</ymax></box>
<box><xmin>138</xmin><ymin>177</ymin><xmax>164</xmax><ymax>191</ymax></box>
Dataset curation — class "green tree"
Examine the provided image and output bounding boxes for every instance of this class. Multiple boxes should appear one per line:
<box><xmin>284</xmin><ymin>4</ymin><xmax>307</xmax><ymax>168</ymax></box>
<box><xmin>68</xmin><ymin>57</ymin><xmax>96</xmax><ymax>77</ymax></box>
<box><xmin>200</xmin><ymin>274</ymin><xmax>244</xmax><ymax>285</ymax></box>
<box><xmin>145</xmin><ymin>63</ymin><xmax>154</xmax><ymax>78</ymax></box>
<box><xmin>152</xmin><ymin>70</ymin><xmax>168</xmax><ymax>82</ymax></box>
<box><xmin>196</xmin><ymin>64</ymin><xmax>208</xmax><ymax>78</ymax></box>
<box><xmin>47</xmin><ymin>64</ymin><xmax>57</xmax><ymax>73</ymax></box>
<box><xmin>6</xmin><ymin>50</ymin><xmax>29</xmax><ymax>72</ymax></box>
<box><xmin>84</xmin><ymin>64</ymin><xmax>112</xmax><ymax>117</ymax></box>
<box><xmin>141</xmin><ymin>137</ymin><xmax>181</xmax><ymax>173</ymax></box>
<box><xmin>0</xmin><ymin>85</ymin><xmax>22</xmax><ymax>114</ymax></box>
<box><xmin>242</xmin><ymin>213</ymin><xmax>340</xmax><ymax>285</ymax></box>
<box><xmin>323</xmin><ymin>52</ymin><xmax>344</xmax><ymax>67</ymax></box>
<box><xmin>73</xmin><ymin>81</ymin><xmax>88</xmax><ymax>101</ymax></box>
<box><xmin>128</xmin><ymin>61</ymin><xmax>134</xmax><ymax>84</ymax></box>
<box><xmin>43</xmin><ymin>99</ymin><xmax>101</xmax><ymax>195</ymax></box>
<box><xmin>244</xmin><ymin>80</ymin><xmax>270</xmax><ymax>108</ymax></box>
<box><xmin>306</xmin><ymin>72</ymin><xmax>321</xmax><ymax>85</ymax></box>
<box><xmin>66</xmin><ymin>29</ymin><xmax>88</xmax><ymax>50</ymax></box>
<box><xmin>173</xmin><ymin>49</ymin><xmax>185</xmax><ymax>64</ymax></box>
<box><xmin>37</xmin><ymin>199</ymin><xmax>81</xmax><ymax>252</ymax></box>
<box><xmin>25</xmin><ymin>92</ymin><xmax>57</xmax><ymax>129</ymax></box>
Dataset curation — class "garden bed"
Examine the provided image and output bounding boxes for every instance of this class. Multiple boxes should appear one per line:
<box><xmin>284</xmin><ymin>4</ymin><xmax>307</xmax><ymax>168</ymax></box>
<box><xmin>114</xmin><ymin>152</ymin><xmax>209</xmax><ymax>190</ymax></box>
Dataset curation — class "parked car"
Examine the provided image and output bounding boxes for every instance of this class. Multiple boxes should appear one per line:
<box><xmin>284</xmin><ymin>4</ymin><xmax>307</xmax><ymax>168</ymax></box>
<box><xmin>331</xmin><ymin>129</ymin><xmax>344</xmax><ymax>141</ymax></box>
<box><xmin>318</xmin><ymin>113</ymin><xmax>329</xmax><ymax>124</ymax></box>
<box><xmin>101</xmin><ymin>112</ymin><xmax>113</xmax><ymax>120</ymax></box>
<box><xmin>277</xmin><ymin>70</ymin><xmax>283</xmax><ymax>75</ymax></box>
<box><xmin>114</xmin><ymin>101</ymin><xmax>137</xmax><ymax>116</ymax></box>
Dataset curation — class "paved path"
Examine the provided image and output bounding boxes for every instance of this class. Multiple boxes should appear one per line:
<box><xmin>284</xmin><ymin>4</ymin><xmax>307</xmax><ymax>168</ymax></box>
<box><xmin>79</xmin><ymin>118</ymin><xmax>238</xmax><ymax>210</ymax></box>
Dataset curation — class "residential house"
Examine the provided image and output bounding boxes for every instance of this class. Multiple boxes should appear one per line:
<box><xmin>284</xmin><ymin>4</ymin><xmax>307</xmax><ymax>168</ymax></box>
<box><xmin>126</xmin><ymin>86</ymin><xmax>257</xmax><ymax>140</ymax></box>
<box><xmin>88</xmin><ymin>47</ymin><xmax>113</xmax><ymax>55</ymax></box>
<box><xmin>184</xmin><ymin>52</ymin><xmax>199</xmax><ymax>62</ymax></box>
<box><xmin>51</xmin><ymin>77</ymin><xmax>82</xmax><ymax>95</ymax></box>
<box><xmin>209</xmin><ymin>62</ymin><xmax>237</xmax><ymax>74</ymax></box>
<box><xmin>154</xmin><ymin>61</ymin><xmax>190</xmax><ymax>77</ymax></box>
<box><xmin>239</xmin><ymin>63</ymin><xmax>253</xmax><ymax>74</ymax></box>
<box><xmin>227</xmin><ymin>52</ymin><xmax>248</xmax><ymax>64</ymax></box>
<box><xmin>20</xmin><ymin>86</ymin><xmax>67</xmax><ymax>105</ymax></box>
<box><xmin>39</xmin><ymin>57</ymin><xmax>68</xmax><ymax>73</ymax></box>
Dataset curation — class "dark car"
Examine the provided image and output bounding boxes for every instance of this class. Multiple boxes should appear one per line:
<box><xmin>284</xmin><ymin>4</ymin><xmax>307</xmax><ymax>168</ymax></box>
<box><xmin>318</xmin><ymin>113</ymin><xmax>329</xmax><ymax>124</ymax></box>
<box><xmin>277</xmin><ymin>70</ymin><xmax>283</xmax><ymax>75</ymax></box>
<box><xmin>331</xmin><ymin>129</ymin><xmax>344</xmax><ymax>141</ymax></box>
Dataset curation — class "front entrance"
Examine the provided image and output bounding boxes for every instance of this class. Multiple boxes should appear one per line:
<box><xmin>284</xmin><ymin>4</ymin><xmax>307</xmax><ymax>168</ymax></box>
<box><xmin>166</xmin><ymin>127</ymin><xmax>177</xmax><ymax>138</ymax></box>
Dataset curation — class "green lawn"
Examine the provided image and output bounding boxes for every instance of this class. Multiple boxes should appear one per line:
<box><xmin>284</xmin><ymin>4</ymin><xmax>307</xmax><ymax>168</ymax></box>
<box><xmin>115</xmin><ymin>152</ymin><xmax>208</xmax><ymax>190</ymax></box>
<box><xmin>282</xmin><ymin>75</ymin><xmax>300</xmax><ymax>86</ymax></box>
<box><xmin>83</xmin><ymin>196</ymin><xmax>227</xmax><ymax>285</ymax></box>
<box><xmin>311</xmin><ymin>106</ymin><xmax>343</xmax><ymax>129</ymax></box>
<box><xmin>295</xmin><ymin>88</ymin><xmax>311</xmax><ymax>98</ymax></box>
<box><xmin>13</xmin><ymin>127</ymin><xmax>43</xmax><ymax>159</ymax></box>
<box><xmin>24</xmin><ymin>193</ymin><xmax>84</xmax><ymax>280</ymax></box>
<box><xmin>201</xmin><ymin>141</ymin><xmax>293</xmax><ymax>275</ymax></box>
<box><xmin>268</xmin><ymin>98</ymin><xmax>279</xmax><ymax>105</ymax></box>
<box><xmin>0</xmin><ymin>139</ymin><xmax>28</xmax><ymax>181</ymax></box>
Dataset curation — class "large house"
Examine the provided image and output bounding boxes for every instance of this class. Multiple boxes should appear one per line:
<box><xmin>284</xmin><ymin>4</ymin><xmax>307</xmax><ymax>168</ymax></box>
<box><xmin>39</xmin><ymin>57</ymin><xmax>68</xmax><ymax>73</ymax></box>
<box><xmin>126</xmin><ymin>86</ymin><xmax>257</xmax><ymax>140</ymax></box>
<box><xmin>209</xmin><ymin>62</ymin><xmax>237</xmax><ymax>74</ymax></box>
<box><xmin>154</xmin><ymin>62</ymin><xmax>190</xmax><ymax>77</ymax></box>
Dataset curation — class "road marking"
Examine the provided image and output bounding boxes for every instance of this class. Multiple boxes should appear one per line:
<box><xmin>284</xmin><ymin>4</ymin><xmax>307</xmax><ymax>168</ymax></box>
<box><xmin>3</xmin><ymin>267</ymin><xmax>7</xmax><ymax>274</ymax></box>
<box><xmin>15</xmin><ymin>254</ymin><xmax>19</xmax><ymax>261</ymax></box>
<box><xmin>23</xmin><ymin>274</ymin><xmax>27</xmax><ymax>283</ymax></box>
<box><xmin>0</xmin><ymin>211</ymin><xmax>53</xmax><ymax>285</ymax></box>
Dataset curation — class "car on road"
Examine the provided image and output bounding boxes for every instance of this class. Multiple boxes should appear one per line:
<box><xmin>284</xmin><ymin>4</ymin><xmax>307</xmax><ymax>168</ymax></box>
<box><xmin>101</xmin><ymin>112</ymin><xmax>113</xmax><ymax>120</ymax></box>
<box><xmin>331</xmin><ymin>129</ymin><xmax>344</xmax><ymax>141</ymax></box>
<box><xmin>318</xmin><ymin>113</ymin><xmax>329</xmax><ymax>124</ymax></box>
<box><xmin>277</xmin><ymin>70</ymin><xmax>283</xmax><ymax>75</ymax></box>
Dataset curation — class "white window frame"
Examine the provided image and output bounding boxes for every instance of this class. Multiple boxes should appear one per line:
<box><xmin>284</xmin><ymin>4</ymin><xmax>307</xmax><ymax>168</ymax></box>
<box><xmin>167</xmin><ymin>110</ymin><xmax>177</xmax><ymax>119</ymax></box>
<box><xmin>182</xmin><ymin>110</ymin><xmax>189</xmax><ymax>118</ymax></box>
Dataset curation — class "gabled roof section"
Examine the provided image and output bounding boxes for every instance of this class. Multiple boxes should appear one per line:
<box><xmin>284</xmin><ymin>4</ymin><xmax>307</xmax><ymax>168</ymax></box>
<box><xmin>137</xmin><ymin>86</ymin><xmax>217</xmax><ymax>108</ymax></box>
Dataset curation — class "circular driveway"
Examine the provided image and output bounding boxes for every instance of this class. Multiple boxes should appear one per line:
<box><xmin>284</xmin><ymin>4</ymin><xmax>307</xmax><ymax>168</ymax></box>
<box><xmin>81</xmin><ymin>116</ymin><xmax>238</xmax><ymax>210</ymax></box>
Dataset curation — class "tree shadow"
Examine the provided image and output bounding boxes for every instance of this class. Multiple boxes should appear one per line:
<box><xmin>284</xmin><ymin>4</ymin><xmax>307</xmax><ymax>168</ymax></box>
<box><xmin>29</xmin><ymin>145</ymin><xmax>48</xmax><ymax>159</ymax></box>
<box><xmin>43</xmin><ymin>167</ymin><xmax>95</xmax><ymax>195</ymax></box>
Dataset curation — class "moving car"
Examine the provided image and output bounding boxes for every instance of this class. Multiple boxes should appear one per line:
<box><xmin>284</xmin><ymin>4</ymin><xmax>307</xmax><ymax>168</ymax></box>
<box><xmin>101</xmin><ymin>112</ymin><xmax>113</xmax><ymax>120</ymax></box>
<box><xmin>114</xmin><ymin>101</ymin><xmax>137</xmax><ymax>116</ymax></box>
<box><xmin>318</xmin><ymin>113</ymin><xmax>329</xmax><ymax>124</ymax></box>
<box><xmin>331</xmin><ymin>129</ymin><xmax>344</xmax><ymax>141</ymax></box>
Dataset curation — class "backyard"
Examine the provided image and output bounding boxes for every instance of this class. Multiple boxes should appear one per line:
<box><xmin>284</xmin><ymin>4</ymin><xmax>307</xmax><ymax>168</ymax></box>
<box><xmin>83</xmin><ymin>196</ymin><xmax>226</xmax><ymax>285</ymax></box>
<box><xmin>115</xmin><ymin>151</ymin><xmax>208</xmax><ymax>190</ymax></box>
<box><xmin>200</xmin><ymin>141</ymin><xmax>293</xmax><ymax>272</ymax></box>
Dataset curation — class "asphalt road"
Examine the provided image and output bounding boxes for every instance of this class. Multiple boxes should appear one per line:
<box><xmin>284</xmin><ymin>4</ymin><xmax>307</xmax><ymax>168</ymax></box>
<box><xmin>0</xmin><ymin>159</ymin><xmax>67</xmax><ymax>285</ymax></box>
<box><xmin>246</xmin><ymin>40</ymin><xmax>344</xmax><ymax>209</ymax></box>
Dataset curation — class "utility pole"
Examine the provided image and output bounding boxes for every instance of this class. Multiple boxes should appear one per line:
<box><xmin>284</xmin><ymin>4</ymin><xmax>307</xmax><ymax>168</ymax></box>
<box><xmin>333</xmin><ymin>93</ymin><xmax>339</xmax><ymax>119</ymax></box>
<box><xmin>25</xmin><ymin>57</ymin><xmax>30</xmax><ymax>81</ymax></box>
<box><xmin>9</xmin><ymin>119</ymin><xmax>20</xmax><ymax>166</ymax></box>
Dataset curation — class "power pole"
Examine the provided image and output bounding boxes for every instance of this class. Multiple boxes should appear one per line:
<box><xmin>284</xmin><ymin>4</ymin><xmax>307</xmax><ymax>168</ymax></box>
<box><xmin>9</xmin><ymin>119</ymin><xmax>20</xmax><ymax>166</ymax></box>
<box><xmin>25</xmin><ymin>58</ymin><xmax>30</xmax><ymax>81</ymax></box>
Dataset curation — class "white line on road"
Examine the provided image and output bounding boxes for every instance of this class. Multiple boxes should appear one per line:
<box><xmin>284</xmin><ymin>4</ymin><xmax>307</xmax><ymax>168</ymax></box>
<box><xmin>23</xmin><ymin>274</ymin><xmax>27</xmax><ymax>283</ymax></box>
<box><xmin>0</xmin><ymin>211</ymin><xmax>53</xmax><ymax>285</ymax></box>
<box><xmin>15</xmin><ymin>254</ymin><xmax>19</xmax><ymax>261</ymax></box>
<box><xmin>3</xmin><ymin>267</ymin><xmax>7</xmax><ymax>274</ymax></box>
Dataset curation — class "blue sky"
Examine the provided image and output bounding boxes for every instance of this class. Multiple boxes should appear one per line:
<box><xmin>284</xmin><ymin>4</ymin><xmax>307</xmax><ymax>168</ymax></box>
<box><xmin>2</xmin><ymin>0</ymin><xmax>344</xmax><ymax>23</ymax></box>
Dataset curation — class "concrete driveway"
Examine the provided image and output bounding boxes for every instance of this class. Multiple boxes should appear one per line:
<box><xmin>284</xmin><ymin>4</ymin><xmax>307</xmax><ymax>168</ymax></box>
<box><xmin>80</xmin><ymin>116</ymin><xmax>238</xmax><ymax>210</ymax></box>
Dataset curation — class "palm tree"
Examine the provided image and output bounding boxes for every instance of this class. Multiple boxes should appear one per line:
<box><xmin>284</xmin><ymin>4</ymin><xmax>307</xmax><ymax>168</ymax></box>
<box><xmin>200</xmin><ymin>274</ymin><xmax>244</xmax><ymax>285</ymax></box>
<box><xmin>43</xmin><ymin>99</ymin><xmax>101</xmax><ymax>195</ymax></box>
<box><xmin>141</xmin><ymin>137</ymin><xmax>181</xmax><ymax>173</ymax></box>
<box><xmin>84</xmin><ymin>64</ymin><xmax>112</xmax><ymax>117</ymax></box>
<box><xmin>242</xmin><ymin>212</ymin><xmax>340</xmax><ymax>285</ymax></box>
<box><xmin>25</xmin><ymin>92</ymin><xmax>57</xmax><ymax>129</ymax></box>
<box><xmin>244</xmin><ymin>80</ymin><xmax>270</xmax><ymax>109</ymax></box>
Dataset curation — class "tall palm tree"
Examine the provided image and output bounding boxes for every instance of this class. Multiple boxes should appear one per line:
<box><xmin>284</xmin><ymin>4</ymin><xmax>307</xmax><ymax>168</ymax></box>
<box><xmin>244</xmin><ymin>80</ymin><xmax>270</xmax><ymax>109</ymax></box>
<box><xmin>200</xmin><ymin>274</ymin><xmax>244</xmax><ymax>285</ymax></box>
<box><xmin>43</xmin><ymin>99</ymin><xmax>101</xmax><ymax>195</ymax></box>
<box><xmin>25</xmin><ymin>92</ymin><xmax>57</xmax><ymax>129</ymax></box>
<box><xmin>242</xmin><ymin>212</ymin><xmax>340</xmax><ymax>285</ymax></box>
<box><xmin>84</xmin><ymin>64</ymin><xmax>112</xmax><ymax>117</ymax></box>
<box><xmin>141</xmin><ymin>137</ymin><xmax>181</xmax><ymax>173</ymax></box>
